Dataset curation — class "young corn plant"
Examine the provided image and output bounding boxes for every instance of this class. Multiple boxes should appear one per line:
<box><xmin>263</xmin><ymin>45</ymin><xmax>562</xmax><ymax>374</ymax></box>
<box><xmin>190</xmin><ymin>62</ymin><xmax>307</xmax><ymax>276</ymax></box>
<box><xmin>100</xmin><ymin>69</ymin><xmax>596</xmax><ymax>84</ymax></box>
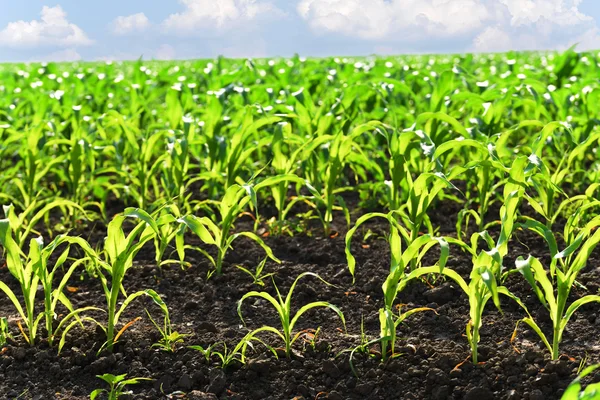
<box><xmin>512</xmin><ymin>214</ymin><xmax>600</xmax><ymax>360</ymax></box>
<box><xmin>237</xmin><ymin>272</ymin><xmax>345</xmax><ymax>358</ymax></box>
<box><xmin>346</xmin><ymin>211</ymin><xmax>448</xmax><ymax>360</ymax></box>
<box><xmin>521</xmin><ymin>122</ymin><xmax>600</xmax><ymax>227</ymax></box>
<box><xmin>145</xmin><ymin>294</ymin><xmax>186</xmax><ymax>352</ymax></box>
<box><xmin>525</xmin><ymin>157</ymin><xmax>600</xmax><ymax>229</ymax></box>
<box><xmin>236</xmin><ymin>256</ymin><xmax>275</xmax><ymax>287</ymax></box>
<box><xmin>126</xmin><ymin>132</ymin><xmax>168</xmax><ymax>210</ymax></box>
<box><xmin>159</xmin><ymin>125</ymin><xmax>192</xmax><ymax>212</ymax></box>
<box><xmin>60</xmin><ymin>136</ymin><xmax>102</xmax><ymax>221</ymax></box>
<box><xmin>397</xmin><ymin>169</ymin><xmax>464</xmax><ymax>245</ymax></box>
<box><xmin>434</xmin><ymin>136</ymin><xmax>508</xmax><ymax>233</ymax></box>
<box><xmin>223</xmin><ymin>115</ymin><xmax>284</xmax><ymax>190</ymax></box>
<box><xmin>381</xmin><ymin>128</ymin><xmax>433</xmax><ymax>212</ymax></box>
<box><xmin>262</xmin><ymin>121</ymin><xmax>330</xmax><ymax>233</ymax></box>
<box><xmin>3</xmin><ymin>199</ymin><xmax>86</xmax><ymax>248</ymax></box>
<box><xmin>94</xmin><ymin>208</ymin><xmax>165</xmax><ymax>351</ymax></box>
<box><xmin>90</xmin><ymin>373</ymin><xmax>152</xmax><ymax>400</ymax></box>
<box><xmin>189</xmin><ymin>332</ymin><xmax>272</xmax><ymax>369</ymax></box>
<box><xmin>396</xmin><ymin>231</ymin><xmax>523</xmax><ymax>364</ymax></box>
<box><xmin>393</xmin><ymin>157</ymin><xmax>528</xmax><ymax>363</ymax></box>
<box><xmin>251</xmin><ymin>173</ymin><xmax>307</xmax><ymax>235</ymax></box>
<box><xmin>0</xmin><ymin>317</ymin><xmax>11</xmax><ymax>346</ymax></box>
<box><xmin>304</xmin><ymin>121</ymin><xmax>384</xmax><ymax>235</ymax></box>
<box><xmin>150</xmin><ymin>204</ymin><xmax>185</xmax><ymax>267</ymax></box>
<box><xmin>178</xmin><ymin>183</ymin><xmax>280</xmax><ymax>275</ymax></box>
<box><xmin>561</xmin><ymin>364</ymin><xmax>600</xmax><ymax>400</ymax></box>
<box><xmin>403</xmin><ymin>161</ymin><xmax>521</xmax><ymax>360</ymax></box>
<box><xmin>11</xmin><ymin>126</ymin><xmax>65</xmax><ymax>209</ymax></box>
<box><xmin>0</xmin><ymin>220</ymin><xmax>100</xmax><ymax>348</ymax></box>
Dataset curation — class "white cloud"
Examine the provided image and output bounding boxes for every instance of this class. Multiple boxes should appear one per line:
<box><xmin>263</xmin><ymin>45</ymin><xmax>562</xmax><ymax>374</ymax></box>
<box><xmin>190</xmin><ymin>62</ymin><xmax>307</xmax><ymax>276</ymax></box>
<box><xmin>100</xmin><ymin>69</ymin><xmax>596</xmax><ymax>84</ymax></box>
<box><xmin>297</xmin><ymin>0</ymin><xmax>494</xmax><ymax>40</ymax></box>
<box><xmin>154</xmin><ymin>44</ymin><xmax>176</xmax><ymax>60</ymax></box>
<box><xmin>0</xmin><ymin>6</ymin><xmax>92</xmax><ymax>48</ymax></box>
<box><xmin>473</xmin><ymin>27</ymin><xmax>513</xmax><ymax>52</ymax></box>
<box><xmin>162</xmin><ymin>0</ymin><xmax>285</xmax><ymax>33</ymax></box>
<box><xmin>111</xmin><ymin>12</ymin><xmax>150</xmax><ymax>35</ymax></box>
<box><xmin>498</xmin><ymin>0</ymin><xmax>591</xmax><ymax>27</ymax></box>
<box><xmin>297</xmin><ymin>0</ymin><xmax>598</xmax><ymax>52</ymax></box>
<box><xmin>570</xmin><ymin>27</ymin><xmax>600</xmax><ymax>51</ymax></box>
<box><xmin>33</xmin><ymin>48</ymin><xmax>82</xmax><ymax>62</ymax></box>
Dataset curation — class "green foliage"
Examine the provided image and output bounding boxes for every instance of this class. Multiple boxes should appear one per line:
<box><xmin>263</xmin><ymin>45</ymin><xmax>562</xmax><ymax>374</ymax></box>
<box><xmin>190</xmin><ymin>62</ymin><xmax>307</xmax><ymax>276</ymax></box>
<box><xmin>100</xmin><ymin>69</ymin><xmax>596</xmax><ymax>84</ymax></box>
<box><xmin>237</xmin><ymin>273</ymin><xmax>345</xmax><ymax>358</ymax></box>
<box><xmin>93</xmin><ymin>208</ymin><xmax>166</xmax><ymax>351</ymax></box>
<box><xmin>0</xmin><ymin>317</ymin><xmax>10</xmax><ymax>346</ymax></box>
<box><xmin>561</xmin><ymin>364</ymin><xmax>600</xmax><ymax>400</ymax></box>
<box><xmin>236</xmin><ymin>256</ymin><xmax>275</xmax><ymax>287</ymax></box>
<box><xmin>145</xmin><ymin>295</ymin><xmax>186</xmax><ymax>352</ymax></box>
<box><xmin>346</xmin><ymin>211</ymin><xmax>447</xmax><ymax>360</ymax></box>
<box><xmin>0</xmin><ymin>51</ymin><xmax>598</xmax><ymax>380</ymax></box>
<box><xmin>178</xmin><ymin>183</ymin><xmax>280</xmax><ymax>274</ymax></box>
<box><xmin>189</xmin><ymin>331</ymin><xmax>270</xmax><ymax>369</ymax></box>
<box><xmin>90</xmin><ymin>373</ymin><xmax>152</xmax><ymax>400</ymax></box>
<box><xmin>0</xmin><ymin>219</ymin><xmax>99</xmax><ymax>348</ymax></box>
<box><xmin>513</xmin><ymin>215</ymin><xmax>600</xmax><ymax>360</ymax></box>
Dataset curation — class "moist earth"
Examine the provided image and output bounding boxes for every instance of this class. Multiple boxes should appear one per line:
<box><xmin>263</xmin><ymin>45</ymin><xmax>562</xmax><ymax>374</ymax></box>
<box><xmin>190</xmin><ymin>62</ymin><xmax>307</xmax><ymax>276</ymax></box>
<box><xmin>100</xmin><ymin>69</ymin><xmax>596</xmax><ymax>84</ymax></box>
<box><xmin>0</xmin><ymin>201</ymin><xmax>599</xmax><ymax>400</ymax></box>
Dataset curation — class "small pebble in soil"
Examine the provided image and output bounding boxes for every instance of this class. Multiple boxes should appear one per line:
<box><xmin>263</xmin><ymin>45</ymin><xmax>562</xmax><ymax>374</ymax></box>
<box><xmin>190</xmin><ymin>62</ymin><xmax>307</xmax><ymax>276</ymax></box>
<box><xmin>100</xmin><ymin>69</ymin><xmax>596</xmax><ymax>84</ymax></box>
<box><xmin>327</xmin><ymin>390</ymin><xmax>344</xmax><ymax>400</ymax></box>
<box><xmin>464</xmin><ymin>386</ymin><xmax>494</xmax><ymax>400</ymax></box>
<box><xmin>530</xmin><ymin>389</ymin><xmax>545</xmax><ymax>400</ymax></box>
<box><xmin>207</xmin><ymin>369</ymin><xmax>227</xmax><ymax>395</ymax></box>
<box><xmin>322</xmin><ymin>360</ymin><xmax>341</xmax><ymax>378</ymax></box>
<box><xmin>177</xmin><ymin>373</ymin><xmax>193</xmax><ymax>390</ymax></box>
<box><xmin>431</xmin><ymin>385</ymin><xmax>450</xmax><ymax>400</ymax></box>
<box><xmin>197</xmin><ymin>321</ymin><xmax>219</xmax><ymax>333</ymax></box>
<box><xmin>248</xmin><ymin>359</ymin><xmax>270</xmax><ymax>374</ymax></box>
<box><xmin>355</xmin><ymin>382</ymin><xmax>375</xmax><ymax>396</ymax></box>
<box><xmin>187</xmin><ymin>391</ymin><xmax>218</xmax><ymax>400</ymax></box>
<box><xmin>424</xmin><ymin>282</ymin><xmax>458</xmax><ymax>304</ymax></box>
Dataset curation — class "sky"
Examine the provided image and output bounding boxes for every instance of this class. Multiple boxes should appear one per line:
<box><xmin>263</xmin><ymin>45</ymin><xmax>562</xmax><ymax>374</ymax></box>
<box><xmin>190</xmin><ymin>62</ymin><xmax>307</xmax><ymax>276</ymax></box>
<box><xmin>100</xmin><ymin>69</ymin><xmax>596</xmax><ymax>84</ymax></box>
<box><xmin>0</xmin><ymin>0</ymin><xmax>599</xmax><ymax>62</ymax></box>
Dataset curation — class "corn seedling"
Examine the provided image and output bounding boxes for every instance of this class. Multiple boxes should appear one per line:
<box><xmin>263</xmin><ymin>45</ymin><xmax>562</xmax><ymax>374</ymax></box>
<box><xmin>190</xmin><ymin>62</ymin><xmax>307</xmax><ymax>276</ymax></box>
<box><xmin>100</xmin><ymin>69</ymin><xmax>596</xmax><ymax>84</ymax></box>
<box><xmin>178</xmin><ymin>183</ymin><xmax>280</xmax><ymax>274</ymax></box>
<box><xmin>3</xmin><ymin>199</ymin><xmax>86</xmax><ymax>248</ymax></box>
<box><xmin>236</xmin><ymin>256</ymin><xmax>275</xmax><ymax>287</ymax></box>
<box><xmin>389</xmin><ymin>158</ymin><xmax>526</xmax><ymax>363</ymax></box>
<box><xmin>145</xmin><ymin>295</ymin><xmax>186</xmax><ymax>352</ymax></box>
<box><xmin>90</xmin><ymin>373</ymin><xmax>152</xmax><ymax>400</ymax></box>
<box><xmin>189</xmin><ymin>331</ymin><xmax>273</xmax><ymax>369</ymax></box>
<box><xmin>0</xmin><ymin>317</ymin><xmax>10</xmax><ymax>346</ymax></box>
<box><xmin>512</xmin><ymin>214</ymin><xmax>600</xmax><ymax>360</ymax></box>
<box><xmin>93</xmin><ymin>208</ymin><xmax>166</xmax><ymax>351</ymax></box>
<box><xmin>398</xmin><ymin>169</ymin><xmax>463</xmax><ymax>246</ymax></box>
<box><xmin>304</xmin><ymin>122</ymin><xmax>384</xmax><ymax>235</ymax></box>
<box><xmin>561</xmin><ymin>363</ymin><xmax>600</xmax><ymax>400</ymax></box>
<box><xmin>346</xmin><ymin>211</ymin><xmax>447</xmax><ymax>359</ymax></box>
<box><xmin>265</xmin><ymin>121</ymin><xmax>331</xmax><ymax>231</ymax></box>
<box><xmin>150</xmin><ymin>204</ymin><xmax>185</xmax><ymax>267</ymax></box>
<box><xmin>396</xmin><ymin>232</ymin><xmax>523</xmax><ymax>364</ymax></box>
<box><xmin>0</xmin><ymin>219</ymin><xmax>100</xmax><ymax>348</ymax></box>
<box><xmin>237</xmin><ymin>272</ymin><xmax>345</xmax><ymax>358</ymax></box>
<box><xmin>435</xmin><ymin>136</ymin><xmax>508</xmax><ymax>233</ymax></box>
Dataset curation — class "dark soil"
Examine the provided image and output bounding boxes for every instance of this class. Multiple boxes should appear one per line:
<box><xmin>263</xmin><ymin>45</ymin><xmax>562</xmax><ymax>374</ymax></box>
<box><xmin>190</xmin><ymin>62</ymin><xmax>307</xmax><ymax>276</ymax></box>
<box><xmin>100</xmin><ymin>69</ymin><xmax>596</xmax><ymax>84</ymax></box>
<box><xmin>1</xmin><ymin>201</ymin><xmax>600</xmax><ymax>400</ymax></box>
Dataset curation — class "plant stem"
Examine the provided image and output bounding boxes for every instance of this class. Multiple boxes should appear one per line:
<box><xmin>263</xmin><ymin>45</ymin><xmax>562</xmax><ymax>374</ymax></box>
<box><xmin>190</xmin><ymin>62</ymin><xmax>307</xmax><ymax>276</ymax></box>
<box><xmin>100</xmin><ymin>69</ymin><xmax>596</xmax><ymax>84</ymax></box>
<box><xmin>552</xmin><ymin>327</ymin><xmax>560</xmax><ymax>360</ymax></box>
<box><xmin>107</xmin><ymin>288</ymin><xmax>118</xmax><ymax>351</ymax></box>
<box><xmin>471</xmin><ymin>313</ymin><xmax>481</xmax><ymax>364</ymax></box>
<box><xmin>44</xmin><ymin>286</ymin><xmax>53</xmax><ymax>346</ymax></box>
<box><xmin>216</xmin><ymin>249</ymin><xmax>224</xmax><ymax>275</ymax></box>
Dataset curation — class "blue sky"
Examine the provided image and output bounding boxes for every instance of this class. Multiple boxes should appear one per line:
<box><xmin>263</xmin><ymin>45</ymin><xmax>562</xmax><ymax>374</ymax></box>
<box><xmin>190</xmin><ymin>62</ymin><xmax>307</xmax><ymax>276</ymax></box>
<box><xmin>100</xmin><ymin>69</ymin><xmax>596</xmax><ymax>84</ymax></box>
<box><xmin>0</xmin><ymin>0</ymin><xmax>599</xmax><ymax>62</ymax></box>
